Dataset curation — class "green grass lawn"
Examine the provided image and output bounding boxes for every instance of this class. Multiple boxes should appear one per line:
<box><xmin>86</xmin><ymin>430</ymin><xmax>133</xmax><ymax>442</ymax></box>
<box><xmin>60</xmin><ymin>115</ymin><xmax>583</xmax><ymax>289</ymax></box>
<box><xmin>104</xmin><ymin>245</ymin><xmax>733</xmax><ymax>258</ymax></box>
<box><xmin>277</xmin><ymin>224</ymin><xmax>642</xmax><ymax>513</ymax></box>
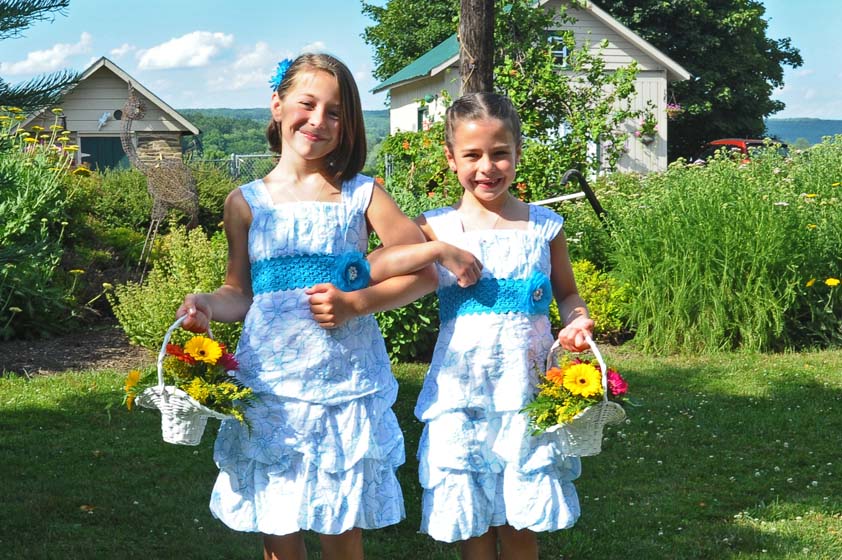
<box><xmin>1</xmin><ymin>348</ymin><xmax>841</xmax><ymax>559</ymax></box>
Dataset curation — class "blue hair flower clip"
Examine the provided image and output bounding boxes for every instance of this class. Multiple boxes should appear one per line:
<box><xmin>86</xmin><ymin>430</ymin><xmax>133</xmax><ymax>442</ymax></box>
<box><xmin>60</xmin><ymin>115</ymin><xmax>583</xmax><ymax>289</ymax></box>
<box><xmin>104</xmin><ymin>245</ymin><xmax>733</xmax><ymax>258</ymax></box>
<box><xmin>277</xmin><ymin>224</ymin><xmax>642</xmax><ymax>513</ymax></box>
<box><xmin>524</xmin><ymin>271</ymin><xmax>552</xmax><ymax>316</ymax></box>
<box><xmin>269</xmin><ymin>58</ymin><xmax>294</xmax><ymax>90</ymax></box>
<box><xmin>333</xmin><ymin>251</ymin><xmax>371</xmax><ymax>292</ymax></box>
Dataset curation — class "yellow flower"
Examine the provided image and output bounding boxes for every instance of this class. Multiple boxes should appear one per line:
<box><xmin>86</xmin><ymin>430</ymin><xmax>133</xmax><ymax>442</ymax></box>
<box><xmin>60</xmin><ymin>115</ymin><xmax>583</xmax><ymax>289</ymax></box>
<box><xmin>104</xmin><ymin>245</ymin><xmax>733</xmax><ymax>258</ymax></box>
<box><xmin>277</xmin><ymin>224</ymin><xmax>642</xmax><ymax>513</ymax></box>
<box><xmin>806</xmin><ymin>224</ymin><xmax>817</xmax><ymax>230</ymax></box>
<box><xmin>23</xmin><ymin>137</ymin><xmax>37</xmax><ymax>143</ymax></box>
<box><xmin>64</xmin><ymin>145</ymin><xmax>79</xmax><ymax>152</ymax></box>
<box><xmin>562</xmin><ymin>363</ymin><xmax>603</xmax><ymax>397</ymax></box>
<box><xmin>51</xmin><ymin>107</ymin><xmax>63</xmax><ymax>115</ymax></box>
<box><xmin>832</xmin><ymin>182</ymin><xmax>841</xmax><ymax>187</ymax></box>
<box><xmin>184</xmin><ymin>336</ymin><xmax>223</xmax><ymax>364</ymax></box>
<box><xmin>31</xmin><ymin>125</ymin><xmax>44</xmax><ymax>132</ymax></box>
<box><xmin>804</xmin><ymin>193</ymin><xmax>817</xmax><ymax>198</ymax></box>
<box><xmin>124</xmin><ymin>370</ymin><xmax>142</xmax><ymax>410</ymax></box>
<box><xmin>825</xmin><ymin>278</ymin><xmax>840</xmax><ymax>287</ymax></box>
<box><xmin>71</xmin><ymin>167</ymin><xmax>91</xmax><ymax>177</ymax></box>
<box><xmin>806</xmin><ymin>278</ymin><xmax>816</xmax><ymax>287</ymax></box>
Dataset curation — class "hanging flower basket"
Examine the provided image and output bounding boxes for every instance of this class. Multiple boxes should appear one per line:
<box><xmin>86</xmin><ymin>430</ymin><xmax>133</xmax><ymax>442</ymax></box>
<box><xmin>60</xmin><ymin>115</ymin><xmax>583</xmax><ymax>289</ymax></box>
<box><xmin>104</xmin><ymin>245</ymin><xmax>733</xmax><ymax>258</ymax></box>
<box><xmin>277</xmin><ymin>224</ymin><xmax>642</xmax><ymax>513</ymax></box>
<box><xmin>666</xmin><ymin>102</ymin><xmax>684</xmax><ymax>120</ymax></box>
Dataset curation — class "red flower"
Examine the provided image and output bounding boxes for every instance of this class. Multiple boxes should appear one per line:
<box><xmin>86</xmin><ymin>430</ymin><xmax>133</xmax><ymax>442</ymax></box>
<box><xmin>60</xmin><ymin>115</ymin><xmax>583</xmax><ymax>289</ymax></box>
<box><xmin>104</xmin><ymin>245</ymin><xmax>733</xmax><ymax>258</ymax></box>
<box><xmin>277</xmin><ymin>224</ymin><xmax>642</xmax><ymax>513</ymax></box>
<box><xmin>218</xmin><ymin>352</ymin><xmax>239</xmax><ymax>371</ymax></box>
<box><xmin>607</xmin><ymin>368</ymin><xmax>628</xmax><ymax>397</ymax></box>
<box><xmin>166</xmin><ymin>343</ymin><xmax>196</xmax><ymax>364</ymax></box>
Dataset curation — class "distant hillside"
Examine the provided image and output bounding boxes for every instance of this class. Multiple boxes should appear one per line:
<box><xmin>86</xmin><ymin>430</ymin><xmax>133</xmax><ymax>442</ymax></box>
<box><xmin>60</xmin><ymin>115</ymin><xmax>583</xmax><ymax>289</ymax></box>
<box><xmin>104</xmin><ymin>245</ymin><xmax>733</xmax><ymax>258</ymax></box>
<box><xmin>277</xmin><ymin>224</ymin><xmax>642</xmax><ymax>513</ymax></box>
<box><xmin>765</xmin><ymin>118</ymin><xmax>842</xmax><ymax>145</ymax></box>
<box><xmin>179</xmin><ymin>108</ymin><xmax>391</xmax><ymax>173</ymax></box>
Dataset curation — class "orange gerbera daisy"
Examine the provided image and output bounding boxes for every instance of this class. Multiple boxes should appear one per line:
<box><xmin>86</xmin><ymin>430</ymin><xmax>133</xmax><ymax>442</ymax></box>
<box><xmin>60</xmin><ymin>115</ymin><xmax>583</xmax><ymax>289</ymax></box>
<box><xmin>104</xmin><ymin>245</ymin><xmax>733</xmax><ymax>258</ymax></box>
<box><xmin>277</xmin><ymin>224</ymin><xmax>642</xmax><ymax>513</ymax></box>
<box><xmin>545</xmin><ymin>366</ymin><xmax>565</xmax><ymax>385</ymax></box>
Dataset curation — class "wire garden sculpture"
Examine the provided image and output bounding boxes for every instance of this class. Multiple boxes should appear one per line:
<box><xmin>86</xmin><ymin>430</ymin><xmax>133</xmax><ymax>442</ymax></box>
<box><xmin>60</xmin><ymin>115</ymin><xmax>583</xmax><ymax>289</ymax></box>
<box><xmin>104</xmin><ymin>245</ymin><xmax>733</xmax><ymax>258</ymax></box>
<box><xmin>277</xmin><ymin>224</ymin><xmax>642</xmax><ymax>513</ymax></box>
<box><xmin>120</xmin><ymin>82</ymin><xmax>199</xmax><ymax>281</ymax></box>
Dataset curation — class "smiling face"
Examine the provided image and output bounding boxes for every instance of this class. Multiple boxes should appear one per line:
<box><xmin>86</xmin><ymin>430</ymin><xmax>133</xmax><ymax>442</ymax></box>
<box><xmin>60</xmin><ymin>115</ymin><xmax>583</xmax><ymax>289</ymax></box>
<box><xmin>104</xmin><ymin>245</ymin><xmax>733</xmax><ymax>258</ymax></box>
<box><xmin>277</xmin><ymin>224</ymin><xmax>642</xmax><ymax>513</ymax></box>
<box><xmin>445</xmin><ymin>117</ymin><xmax>521</xmax><ymax>203</ymax></box>
<box><xmin>271</xmin><ymin>69</ymin><xmax>341</xmax><ymax>165</ymax></box>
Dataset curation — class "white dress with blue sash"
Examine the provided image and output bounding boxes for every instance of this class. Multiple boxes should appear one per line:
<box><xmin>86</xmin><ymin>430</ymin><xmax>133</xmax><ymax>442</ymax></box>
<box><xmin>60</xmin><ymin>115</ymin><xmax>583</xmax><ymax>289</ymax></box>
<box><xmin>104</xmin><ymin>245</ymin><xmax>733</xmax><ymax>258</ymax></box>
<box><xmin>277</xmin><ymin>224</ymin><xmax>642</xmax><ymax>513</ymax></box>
<box><xmin>209</xmin><ymin>175</ymin><xmax>405</xmax><ymax>536</ymax></box>
<box><xmin>415</xmin><ymin>204</ymin><xmax>581</xmax><ymax>543</ymax></box>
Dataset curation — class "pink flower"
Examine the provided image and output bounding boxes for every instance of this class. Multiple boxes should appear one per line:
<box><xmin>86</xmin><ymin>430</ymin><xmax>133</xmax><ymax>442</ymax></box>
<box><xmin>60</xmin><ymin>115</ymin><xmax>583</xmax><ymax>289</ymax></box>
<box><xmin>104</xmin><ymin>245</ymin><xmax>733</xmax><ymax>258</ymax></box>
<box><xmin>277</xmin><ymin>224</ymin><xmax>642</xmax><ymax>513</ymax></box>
<box><xmin>607</xmin><ymin>369</ymin><xmax>628</xmax><ymax>397</ymax></box>
<box><xmin>218</xmin><ymin>352</ymin><xmax>239</xmax><ymax>372</ymax></box>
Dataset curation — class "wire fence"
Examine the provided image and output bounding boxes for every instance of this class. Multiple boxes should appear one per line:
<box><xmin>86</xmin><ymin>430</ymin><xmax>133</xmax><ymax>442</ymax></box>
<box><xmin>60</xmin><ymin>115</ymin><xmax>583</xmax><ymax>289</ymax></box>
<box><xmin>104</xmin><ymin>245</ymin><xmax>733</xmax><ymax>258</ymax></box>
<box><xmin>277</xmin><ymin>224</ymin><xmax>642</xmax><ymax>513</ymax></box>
<box><xmin>198</xmin><ymin>154</ymin><xmax>277</xmax><ymax>184</ymax></box>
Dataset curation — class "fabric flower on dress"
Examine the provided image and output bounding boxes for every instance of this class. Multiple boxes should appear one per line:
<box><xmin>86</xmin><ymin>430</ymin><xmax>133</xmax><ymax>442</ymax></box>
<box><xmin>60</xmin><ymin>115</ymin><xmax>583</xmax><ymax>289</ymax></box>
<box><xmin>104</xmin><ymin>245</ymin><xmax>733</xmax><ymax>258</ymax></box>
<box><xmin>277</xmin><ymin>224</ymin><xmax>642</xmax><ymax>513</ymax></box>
<box><xmin>525</xmin><ymin>271</ymin><xmax>552</xmax><ymax>315</ymax></box>
<box><xmin>334</xmin><ymin>251</ymin><xmax>371</xmax><ymax>292</ymax></box>
<box><xmin>269</xmin><ymin>58</ymin><xmax>294</xmax><ymax>90</ymax></box>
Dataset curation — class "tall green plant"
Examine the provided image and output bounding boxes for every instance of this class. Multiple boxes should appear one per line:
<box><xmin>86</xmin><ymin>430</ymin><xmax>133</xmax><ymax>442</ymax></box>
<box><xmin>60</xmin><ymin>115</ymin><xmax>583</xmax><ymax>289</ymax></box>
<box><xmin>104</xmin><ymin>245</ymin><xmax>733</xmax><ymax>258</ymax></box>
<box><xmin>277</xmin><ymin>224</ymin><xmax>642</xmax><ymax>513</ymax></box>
<box><xmin>607</xmin><ymin>141</ymin><xmax>840</xmax><ymax>353</ymax></box>
<box><xmin>0</xmin><ymin>107</ymin><xmax>80</xmax><ymax>338</ymax></box>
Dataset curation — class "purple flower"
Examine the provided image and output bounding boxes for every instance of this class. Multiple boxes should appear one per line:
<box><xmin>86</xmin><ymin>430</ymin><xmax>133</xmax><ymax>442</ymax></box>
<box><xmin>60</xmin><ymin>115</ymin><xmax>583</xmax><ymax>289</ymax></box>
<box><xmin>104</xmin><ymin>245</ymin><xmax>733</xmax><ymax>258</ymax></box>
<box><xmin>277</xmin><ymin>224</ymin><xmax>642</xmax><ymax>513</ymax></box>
<box><xmin>269</xmin><ymin>58</ymin><xmax>294</xmax><ymax>90</ymax></box>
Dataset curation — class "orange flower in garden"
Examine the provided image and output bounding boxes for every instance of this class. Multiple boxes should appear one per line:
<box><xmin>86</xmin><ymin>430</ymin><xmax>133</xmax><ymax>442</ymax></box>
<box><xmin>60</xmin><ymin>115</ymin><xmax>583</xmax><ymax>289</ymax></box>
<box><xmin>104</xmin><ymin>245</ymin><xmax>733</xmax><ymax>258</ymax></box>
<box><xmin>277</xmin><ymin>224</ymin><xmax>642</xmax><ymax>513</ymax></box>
<box><xmin>545</xmin><ymin>366</ymin><xmax>565</xmax><ymax>385</ymax></box>
<box><xmin>402</xmin><ymin>140</ymin><xmax>410</xmax><ymax>150</ymax></box>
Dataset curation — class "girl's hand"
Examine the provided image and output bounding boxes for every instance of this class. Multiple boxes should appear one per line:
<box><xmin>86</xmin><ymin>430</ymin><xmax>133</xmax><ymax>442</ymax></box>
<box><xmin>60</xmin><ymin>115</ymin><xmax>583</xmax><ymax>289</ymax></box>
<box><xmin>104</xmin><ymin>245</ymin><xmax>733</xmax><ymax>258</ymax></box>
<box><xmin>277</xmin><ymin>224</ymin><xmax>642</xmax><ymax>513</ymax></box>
<box><xmin>307</xmin><ymin>283</ymin><xmax>357</xmax><ymax>329</ymax></box>
<box><xmin>176</xmin><ymin>294</ymin><xmax>212</xmax><ymax>333</ymax></box>
<box><xmin>438</xmin><ymin>243</ymin><xmax>482</xmax><ymax>287</ymax></box>
<box><xmin>557</xmin><ymin>315</ymin><xmax>595</xmax><ymax>352</ymax></box>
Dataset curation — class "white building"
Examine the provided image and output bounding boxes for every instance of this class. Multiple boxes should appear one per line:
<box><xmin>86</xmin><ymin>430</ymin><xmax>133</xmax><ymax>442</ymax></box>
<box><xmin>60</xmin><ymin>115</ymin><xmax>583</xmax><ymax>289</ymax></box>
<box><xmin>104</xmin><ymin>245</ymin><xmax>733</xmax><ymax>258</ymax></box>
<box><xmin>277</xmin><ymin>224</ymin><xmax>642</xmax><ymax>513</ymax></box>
<box><xmin>372</xmin><ymin>0</ymin><xmax>691</xmax><ymax>174</ymax></box>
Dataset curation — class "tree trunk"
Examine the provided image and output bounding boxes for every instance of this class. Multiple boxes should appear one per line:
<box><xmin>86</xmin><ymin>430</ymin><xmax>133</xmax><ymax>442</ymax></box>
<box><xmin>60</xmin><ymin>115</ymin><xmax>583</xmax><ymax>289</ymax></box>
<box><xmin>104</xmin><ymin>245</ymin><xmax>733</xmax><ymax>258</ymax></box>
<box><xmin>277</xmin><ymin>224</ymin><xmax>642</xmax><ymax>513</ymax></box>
<box><xmin>459</xmin><ymin>0</ymin><xmax>494</xmax><ymax>94</ymax></box>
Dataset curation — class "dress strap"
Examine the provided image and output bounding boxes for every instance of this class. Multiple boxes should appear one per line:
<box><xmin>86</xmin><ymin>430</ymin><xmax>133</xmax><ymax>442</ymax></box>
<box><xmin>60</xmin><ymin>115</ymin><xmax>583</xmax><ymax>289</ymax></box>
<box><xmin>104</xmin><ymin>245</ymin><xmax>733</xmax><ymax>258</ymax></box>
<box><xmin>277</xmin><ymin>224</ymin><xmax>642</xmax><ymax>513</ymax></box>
<box><xmin>423</xmin><ymin>206</ymin><xmax>462</xmax><ymax>239</ymax></box>
<box><xmin>529</xmin><ymin>204</ymin><xmax>565</xmax><ymax>242</ymax></box>
<box><xmin>239</xmin><ymin>179</ymin><xmax>272</xmax><ymax>213</ymax></box>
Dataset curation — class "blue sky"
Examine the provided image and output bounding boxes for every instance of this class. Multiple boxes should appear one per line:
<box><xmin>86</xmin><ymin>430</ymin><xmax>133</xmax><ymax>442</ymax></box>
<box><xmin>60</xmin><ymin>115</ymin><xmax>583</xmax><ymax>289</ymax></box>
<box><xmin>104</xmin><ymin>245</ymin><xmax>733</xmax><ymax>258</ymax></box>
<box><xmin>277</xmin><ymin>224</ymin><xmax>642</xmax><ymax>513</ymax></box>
<box><xmin>0</xmin><ymin>0</ymin><xmax>839</xmax><ymax>117</ymax></box>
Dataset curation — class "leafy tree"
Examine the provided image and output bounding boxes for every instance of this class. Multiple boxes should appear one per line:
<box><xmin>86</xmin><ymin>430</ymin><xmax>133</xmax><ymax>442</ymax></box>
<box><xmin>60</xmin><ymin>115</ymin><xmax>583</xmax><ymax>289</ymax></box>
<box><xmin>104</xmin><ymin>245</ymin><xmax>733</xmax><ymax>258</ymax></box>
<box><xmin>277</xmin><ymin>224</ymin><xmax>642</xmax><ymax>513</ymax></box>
<box><xmin>362</xmin><ymin>0</ymin><xmax>803</xmax><ymax>161</ymax></box>
<box><xmin>595</xmin><ymin>0</ymin><xmax>802</xmax><ymax>159</ymax></box>
<box><xmin>0</xmin><ymin>0</ymin><xmax>79</xmax><ymax>110</ymax></box>
<box><xmin>374</xmin><ymin>1</ymin><xmax>640</xmax><ymax>199</ymax></box>
<box><xmin>361</xmin><ymin>0</ymin><xmax>459</xmax><ymax>81</ymax></box>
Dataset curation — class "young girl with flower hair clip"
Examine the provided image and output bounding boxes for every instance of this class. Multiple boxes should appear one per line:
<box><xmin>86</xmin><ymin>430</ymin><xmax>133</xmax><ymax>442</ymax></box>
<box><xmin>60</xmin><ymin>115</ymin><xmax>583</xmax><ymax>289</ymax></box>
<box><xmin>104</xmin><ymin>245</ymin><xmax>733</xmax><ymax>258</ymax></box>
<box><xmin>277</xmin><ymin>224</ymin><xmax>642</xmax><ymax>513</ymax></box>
<box><xmin>411</xmin><ymin>92</ymin><xmax>594</xmax><ymax>559</ymax></box>
<box><xmin>177</xmin><ymin>53</ymin><xmax>480</xmax><ymax>560</ymax></box>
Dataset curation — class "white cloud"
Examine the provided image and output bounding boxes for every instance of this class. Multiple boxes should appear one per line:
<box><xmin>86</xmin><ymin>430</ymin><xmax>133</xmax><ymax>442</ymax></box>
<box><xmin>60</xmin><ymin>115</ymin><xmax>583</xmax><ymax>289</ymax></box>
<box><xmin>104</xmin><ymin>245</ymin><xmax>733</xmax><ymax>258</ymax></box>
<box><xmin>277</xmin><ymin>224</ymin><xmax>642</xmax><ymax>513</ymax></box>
<box><xmin>110</xmin><ymin>43</ymin><xmax>136</xmax><ymax>59</ymax></box>
<box><xmin>137</xmin><ymin>31</ymin><xmax>234</xmax><ymax>70</ymax></box>
<box><xmin>0</xmin><ymin>32</ymin><xmax>92</xmax><ymax>75</ymax></box>
<box><xmin>803</xmin><ymin>88</ymin><xmax>816</xmax><ymax>100</ymax></box>
<box><xmin>206</xmin><ymin>43</ymin><xmax>294</xmax><ymax>92</ymax></box>
<box><xmin>300</xmin><ymin>41</ymin><xmax>328</xmax><ymax>54</ymax></box>
<box><xmin>233</xmin><ymin>41</ymin><xmax>276</xmax><ymax>70</ymax></box>
<box><xmin>795</xmin><ymin>68</ymin><xmax>815</xmax><ymax>78</ymax></box>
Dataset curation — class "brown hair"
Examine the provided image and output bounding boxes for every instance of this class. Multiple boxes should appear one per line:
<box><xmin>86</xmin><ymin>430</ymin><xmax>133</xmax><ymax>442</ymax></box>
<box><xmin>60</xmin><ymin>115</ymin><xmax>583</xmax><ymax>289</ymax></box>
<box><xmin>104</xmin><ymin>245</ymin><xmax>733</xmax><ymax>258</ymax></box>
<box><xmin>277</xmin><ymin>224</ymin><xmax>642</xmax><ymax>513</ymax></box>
<box><xmin>265</xmin><ymin>53</ymin><xmax>367</xmax><ymax>182</ymax></box>
<box><xmin>444</xmin><ymin>92</ymin><xmax>522</xmax><ymax>150</ymax></box>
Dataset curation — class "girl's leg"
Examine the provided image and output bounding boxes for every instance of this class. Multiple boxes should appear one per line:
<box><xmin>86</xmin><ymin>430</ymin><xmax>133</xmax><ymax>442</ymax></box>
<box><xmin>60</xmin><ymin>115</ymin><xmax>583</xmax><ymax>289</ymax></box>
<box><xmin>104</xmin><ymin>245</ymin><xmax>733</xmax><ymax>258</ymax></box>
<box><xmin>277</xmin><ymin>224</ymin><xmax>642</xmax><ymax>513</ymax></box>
<box><xmin>497</xmin><ymin>525</ymin><xmax>538</xmax><ymax>560</ymax></box>
<box><xmin>263</xmin><ymin>532</ymin><xmax>307</xmax><ymax>560</ymax></box>
<box><xmin>319</xmin><ymin>527</ymin><xmax>364</xmax><ymax>560</ymax></box>
<box><xmin>460</xmin><ymin>528</ymin><xmax>498</xmax><ymax>560</ymax></box>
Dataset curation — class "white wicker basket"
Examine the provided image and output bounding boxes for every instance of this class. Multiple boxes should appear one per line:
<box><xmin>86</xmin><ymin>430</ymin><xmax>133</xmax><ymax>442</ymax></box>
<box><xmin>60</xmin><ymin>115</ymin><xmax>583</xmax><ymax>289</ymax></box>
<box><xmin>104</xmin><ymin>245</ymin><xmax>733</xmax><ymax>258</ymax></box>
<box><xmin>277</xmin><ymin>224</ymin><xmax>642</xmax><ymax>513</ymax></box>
<box><xmin>544</xmin><ymin>336</ymin><xmax>626</xmax><ymax>457</ymax></box>
<box><xmin>135</xmin><ymin>316</ymin><xmax>233</xmax><ymax>446</ymax></box>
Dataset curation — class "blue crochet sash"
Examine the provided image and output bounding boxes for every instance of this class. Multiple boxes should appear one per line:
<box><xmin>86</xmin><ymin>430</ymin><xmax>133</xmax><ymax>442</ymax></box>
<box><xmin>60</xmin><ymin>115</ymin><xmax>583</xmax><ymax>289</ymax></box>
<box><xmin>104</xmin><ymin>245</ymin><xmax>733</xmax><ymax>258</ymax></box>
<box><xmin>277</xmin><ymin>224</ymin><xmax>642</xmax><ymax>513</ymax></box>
<box><xmin>251</xmin><ymin>252</ymin><xmax>371</xmax><ymax>295</ymax></box>
<box><xmin>437</xmin><ymin>272</ymin><xmax>552</xmax><ymax>322</ymax></box>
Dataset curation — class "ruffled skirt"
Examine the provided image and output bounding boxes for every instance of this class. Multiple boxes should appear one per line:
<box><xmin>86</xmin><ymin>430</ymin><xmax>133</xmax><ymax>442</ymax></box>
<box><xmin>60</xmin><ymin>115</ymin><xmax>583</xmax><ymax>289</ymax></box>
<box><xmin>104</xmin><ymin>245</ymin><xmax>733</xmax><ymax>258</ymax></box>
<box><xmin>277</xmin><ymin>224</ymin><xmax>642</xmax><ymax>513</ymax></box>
<box><xmin>417</xmin><ymin>407</ymin><xmax>581</xmax><ymax>543</ymax></box>
<box><xmin>209</xmin><ymin>381</ymin><xmax>405</xmax><ymax>535</ymax></box>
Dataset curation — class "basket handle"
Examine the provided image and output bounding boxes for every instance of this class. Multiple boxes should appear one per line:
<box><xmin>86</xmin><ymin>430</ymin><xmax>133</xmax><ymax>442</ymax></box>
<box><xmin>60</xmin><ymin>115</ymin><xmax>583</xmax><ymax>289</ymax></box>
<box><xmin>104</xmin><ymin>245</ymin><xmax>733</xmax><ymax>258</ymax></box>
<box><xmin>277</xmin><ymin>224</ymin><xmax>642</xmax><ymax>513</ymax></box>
<box><xmin>156</xmin><ymin>316</ymin><xmax>214</xmax><ymax>387</ymax></box>
<box><xmin>546</xmin><ymin>335</ymin><xmax>609</xmax><ymax>402</ymax></box>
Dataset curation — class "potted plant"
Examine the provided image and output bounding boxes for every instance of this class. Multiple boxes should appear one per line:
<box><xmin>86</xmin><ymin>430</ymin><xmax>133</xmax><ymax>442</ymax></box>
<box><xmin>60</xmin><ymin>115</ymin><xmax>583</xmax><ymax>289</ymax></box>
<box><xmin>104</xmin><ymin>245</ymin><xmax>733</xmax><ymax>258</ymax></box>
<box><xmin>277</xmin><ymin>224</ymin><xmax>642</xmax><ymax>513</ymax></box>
<box><xmin>666</xmin><ymin>102</ymin><xmax>684</xmax><ymax>120</ymax></box>
<box><xmin>635</xmin><ymin>106</ymin><xmax>658</xmax><ymax>145</ymax></box>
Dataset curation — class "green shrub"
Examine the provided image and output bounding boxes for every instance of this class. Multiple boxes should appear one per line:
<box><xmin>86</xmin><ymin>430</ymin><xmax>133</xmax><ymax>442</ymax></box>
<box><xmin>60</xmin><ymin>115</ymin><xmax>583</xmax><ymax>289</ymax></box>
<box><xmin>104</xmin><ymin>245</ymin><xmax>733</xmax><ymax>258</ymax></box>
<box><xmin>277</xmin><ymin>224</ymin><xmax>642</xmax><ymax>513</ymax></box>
<box><xmin>108</xmin><ymin>224</ymin><xmax>241</xmax><ymax>350</ymax></box>
<box><xmin>191</xmin><ymin>162</ymin><xmax>237</xmax><ymax>233</ymax></box>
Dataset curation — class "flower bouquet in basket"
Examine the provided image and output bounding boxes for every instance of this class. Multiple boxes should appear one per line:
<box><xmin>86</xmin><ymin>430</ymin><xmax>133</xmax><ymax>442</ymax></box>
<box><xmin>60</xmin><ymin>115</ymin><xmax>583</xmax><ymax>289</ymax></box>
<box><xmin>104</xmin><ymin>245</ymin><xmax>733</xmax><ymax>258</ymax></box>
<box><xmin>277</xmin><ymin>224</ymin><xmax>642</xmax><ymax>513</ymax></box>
<box><xmin>122</xmin><ymin>316</ymin><xmax>253</xmax><ymax>446</ymax></box>
<box><xmin>522</xmin><ymin>337</ymin><xmax>632</xmax><ymax>456</ymax></box>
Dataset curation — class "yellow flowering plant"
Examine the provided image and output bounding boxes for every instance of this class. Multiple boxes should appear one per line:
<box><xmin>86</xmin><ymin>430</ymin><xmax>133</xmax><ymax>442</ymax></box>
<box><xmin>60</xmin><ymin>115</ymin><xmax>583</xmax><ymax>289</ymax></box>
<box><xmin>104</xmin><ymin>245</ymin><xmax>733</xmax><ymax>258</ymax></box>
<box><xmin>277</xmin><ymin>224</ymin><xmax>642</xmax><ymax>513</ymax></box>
<box><xmin>522</xmin><ymin>351</ymin><xmax>632</xmax><ymax>434</ymax></box>
<box><xmin>122</xmin><ymin>335</ymin><xmax>253</xmax><ymax>423</ymax></box>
